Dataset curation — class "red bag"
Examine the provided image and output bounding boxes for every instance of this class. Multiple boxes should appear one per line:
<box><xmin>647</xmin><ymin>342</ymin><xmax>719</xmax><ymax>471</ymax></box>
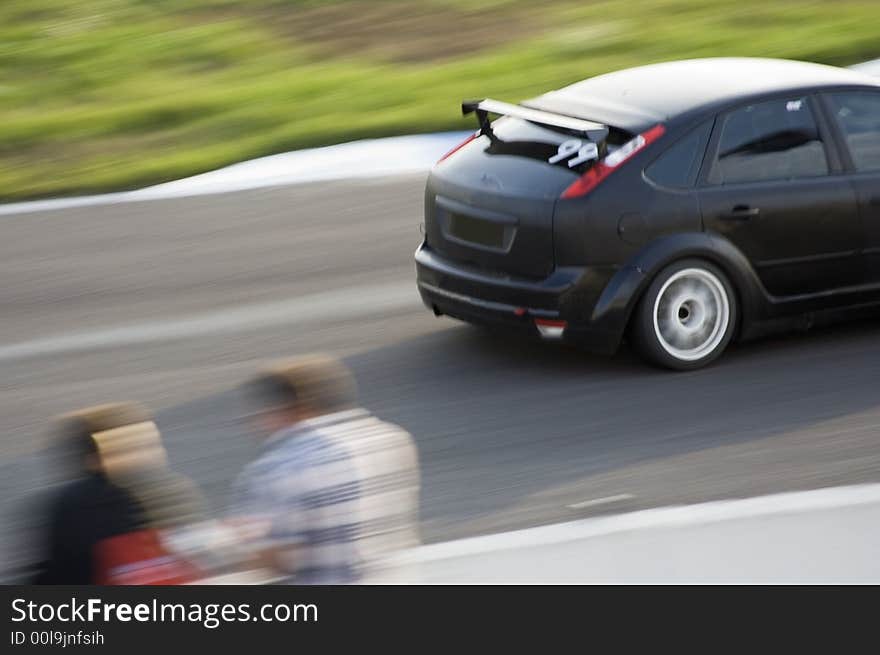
<box><xmin>93</xmin><ymin>529</ymin><xmax>202</xmax><ymax>585</ymax></box>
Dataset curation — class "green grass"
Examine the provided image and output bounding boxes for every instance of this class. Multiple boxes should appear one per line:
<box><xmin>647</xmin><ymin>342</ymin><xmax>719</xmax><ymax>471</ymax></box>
<box><xmin>1</xmin><ymin>0</ymin><xmax>878</xmax><ymax>200</ymax></box>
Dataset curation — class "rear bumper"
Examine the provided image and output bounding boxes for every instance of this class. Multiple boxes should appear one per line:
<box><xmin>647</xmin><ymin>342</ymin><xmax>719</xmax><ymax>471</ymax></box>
<box><xmin>415</xmin><ymin>243</ymin><xmax>630</xmax><ymax>355</ymax></box>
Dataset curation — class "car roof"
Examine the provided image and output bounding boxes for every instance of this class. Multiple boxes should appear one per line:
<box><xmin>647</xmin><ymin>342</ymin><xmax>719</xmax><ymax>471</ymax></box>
<box><xmin>851</xmin><ymin>58</ymin><xmax>880</xmax><ymax>77</ymax></box>
<box><xmin>526</xmin><ymin>57</ymin><xmax>880</xmax><ymax>132</ymax></box>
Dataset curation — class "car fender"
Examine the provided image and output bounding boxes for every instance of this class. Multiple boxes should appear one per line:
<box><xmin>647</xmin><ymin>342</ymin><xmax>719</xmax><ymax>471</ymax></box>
<box><xmin>589</xmin><ymin>231</ymin><xmax>769</xmax><ymax>342</ymax></box>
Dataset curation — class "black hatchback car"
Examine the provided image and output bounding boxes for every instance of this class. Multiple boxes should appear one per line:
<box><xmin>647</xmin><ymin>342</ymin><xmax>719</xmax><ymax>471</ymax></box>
<box><xmin>415</xmin><ymin>58</ymin><xmax>880</xmax><ymax>369</ymax></box>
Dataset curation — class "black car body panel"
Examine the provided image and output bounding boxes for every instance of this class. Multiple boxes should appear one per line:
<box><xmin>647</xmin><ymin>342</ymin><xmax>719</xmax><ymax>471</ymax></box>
<box><xmin>416</xmin><ymin>58</ymin><xmax>880</xmax><ymax>357</ymax></box>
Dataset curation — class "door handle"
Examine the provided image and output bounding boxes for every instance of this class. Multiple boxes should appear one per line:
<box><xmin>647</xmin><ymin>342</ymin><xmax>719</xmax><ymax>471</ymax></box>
<box><xmin>720</xmin><ymin>205</ymin><xmax>760</xmax><ymax>221</ymax></box>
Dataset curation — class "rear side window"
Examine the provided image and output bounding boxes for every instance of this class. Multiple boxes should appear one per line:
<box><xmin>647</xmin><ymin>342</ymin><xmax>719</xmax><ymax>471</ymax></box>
<box><xmin>708</xmin><ymin>97</ymin><xmax>828</xmax><ymax>185</ymax></box>
<box><xmin>645</xmin><ymin>121</ymin><xmax>712</xmax><ymax>188</ymax></box>
<box><xmin>827</xmin><ymin>92</ymin><xmax>880</xmax><ymax>172</ymax></box>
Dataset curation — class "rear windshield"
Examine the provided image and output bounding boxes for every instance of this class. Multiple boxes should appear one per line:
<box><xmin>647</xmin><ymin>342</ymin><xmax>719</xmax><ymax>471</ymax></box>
<box><xmin>486</xmin><ymin>117</ymin><xmax>633</xmax><ymax>173</ymax></box>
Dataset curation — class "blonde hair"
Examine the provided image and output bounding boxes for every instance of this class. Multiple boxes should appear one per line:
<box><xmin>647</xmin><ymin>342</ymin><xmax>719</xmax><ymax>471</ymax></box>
<box><xmin>250</xmin><ymin>353</ymin><xmax>358</xmax><ymax>414</ymax></box>
<box><xmin>56</xmin><ymin>402</ymin><xmax>167</xmax><ymax>474</ymax></box>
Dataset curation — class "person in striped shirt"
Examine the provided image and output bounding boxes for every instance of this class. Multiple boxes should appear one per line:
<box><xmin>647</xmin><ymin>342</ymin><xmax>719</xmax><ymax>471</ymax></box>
<box><xmin>231</xmin><ymin>354</ymin><xmax>421</xmax><ymax>584</ymax></box>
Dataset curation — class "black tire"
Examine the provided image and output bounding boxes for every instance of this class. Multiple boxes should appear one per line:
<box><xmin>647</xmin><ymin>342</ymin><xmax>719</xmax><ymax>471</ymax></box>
<box><xmin>631</xmin><ymin>259</ymin><xmax>738</xmax><ymax>371</ymax></box>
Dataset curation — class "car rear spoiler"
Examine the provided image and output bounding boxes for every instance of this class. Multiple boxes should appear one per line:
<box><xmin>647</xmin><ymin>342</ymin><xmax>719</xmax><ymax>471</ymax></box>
<box><xmin>462</xmin><ymin>98</ymin><xmax>609</xmax><ymax>140</ymax></box>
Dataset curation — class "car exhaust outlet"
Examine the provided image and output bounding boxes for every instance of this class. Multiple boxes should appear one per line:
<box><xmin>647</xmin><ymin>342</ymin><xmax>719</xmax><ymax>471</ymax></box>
<box><xmin>534</xmin><ymin>318</ymin><xmax>567</xmax><ymax>339</ymax></box>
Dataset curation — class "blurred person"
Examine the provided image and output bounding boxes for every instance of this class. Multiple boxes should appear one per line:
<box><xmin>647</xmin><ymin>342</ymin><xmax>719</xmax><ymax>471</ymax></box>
<box><xmin>32</xmin><ymin>402</ymin><xmax>206</xmax><ymax>584</ymax></box>
<box><xmin>231</xmin><ymin>354</ymin><xmax>421</xmax><ymax>584</ymax></box>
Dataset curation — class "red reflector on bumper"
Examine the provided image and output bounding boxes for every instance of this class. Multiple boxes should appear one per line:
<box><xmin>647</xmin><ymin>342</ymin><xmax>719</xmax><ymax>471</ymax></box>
<box><xmin>534</xmin><ymin>318</ymin><xmax>567</xmax><ymax>339</ymax></box>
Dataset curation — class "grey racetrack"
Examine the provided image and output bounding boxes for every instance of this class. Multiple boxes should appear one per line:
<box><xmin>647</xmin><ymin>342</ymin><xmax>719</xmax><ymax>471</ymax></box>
<box><xmin>2</xmin><ymin>174</ymin><xmax>880</xmax><ymax>579</ymax></box>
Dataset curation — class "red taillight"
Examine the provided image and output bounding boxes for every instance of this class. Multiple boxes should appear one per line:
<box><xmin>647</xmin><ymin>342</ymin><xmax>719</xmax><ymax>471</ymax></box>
<box><xmin>437</xmin><ymin>132</ymin><xmax>479</xmax><ymax>164</ymax></box>
<box><xmin>560</xmin><ymin>124</ymin><xmax>665</xmax><ymax>199</ymax></box>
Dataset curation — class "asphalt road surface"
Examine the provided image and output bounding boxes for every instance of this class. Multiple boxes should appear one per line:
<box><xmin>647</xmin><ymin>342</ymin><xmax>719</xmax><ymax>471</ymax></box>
<box><xmin>2</xmin><ymin>174</ymin><xmax>880</xmax><ymax>579</ymax></box>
